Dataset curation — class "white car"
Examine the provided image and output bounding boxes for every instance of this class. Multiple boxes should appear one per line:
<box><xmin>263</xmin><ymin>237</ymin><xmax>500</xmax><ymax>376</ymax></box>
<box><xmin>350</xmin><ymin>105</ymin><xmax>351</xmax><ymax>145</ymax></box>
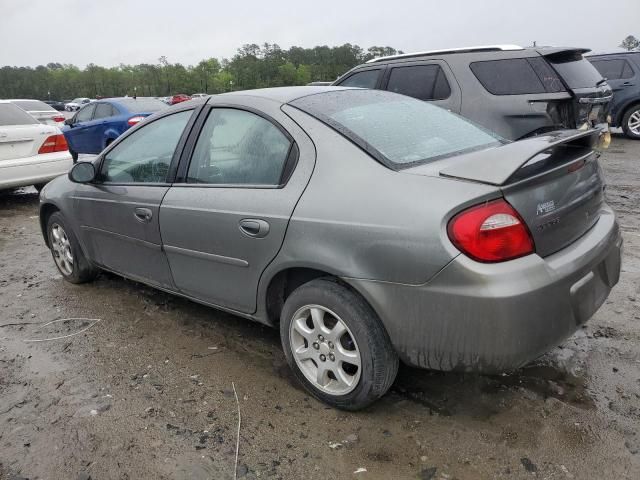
<box><xmin>0</xmin><ymin>101</ymin><xmax>73</xmax><ymax>191</ymax></box>
<box><xmin>65</xmin><ymin>97</ymin><xmax>91</xmax><ymax>111</ymax></box>
<box><xmin>191</xmin><ymin>93</ymin><xmax>208</xmax><ymax>99</ymax></box>
<box><xmin>8</xmin><ymin>99</ymin><xmax>66</xmax><ymax>127</ymax></box>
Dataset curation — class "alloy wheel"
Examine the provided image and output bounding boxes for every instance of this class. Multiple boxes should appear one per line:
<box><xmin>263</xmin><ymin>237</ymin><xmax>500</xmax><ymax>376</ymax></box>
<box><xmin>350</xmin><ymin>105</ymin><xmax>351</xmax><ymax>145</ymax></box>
<box><xmin>51</xmin><ymin>223</ymin><xmax>74</xmax><ymax>276</ymax></box>
<box><xmin>289</xmin><ymin>304</ymin><xmax>362</xmax><ymax>395</ymax></box>
<box><xmin>628</xmin><ymin>110</ymin><xmax>640</xmax><ymax>136</ymax></box>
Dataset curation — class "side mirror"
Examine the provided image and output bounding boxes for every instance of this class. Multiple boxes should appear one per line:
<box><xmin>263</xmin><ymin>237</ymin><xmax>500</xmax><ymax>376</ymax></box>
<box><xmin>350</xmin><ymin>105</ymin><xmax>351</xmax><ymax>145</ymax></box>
<box><xmin>68</xmin><ymin>162</ymin><xmax>96</xmax><ymax>184</ymax></box>
<box><xmin>64</xmin><ymin>118</ymin><xmax>74</xmax><ymax>126</ymax></box>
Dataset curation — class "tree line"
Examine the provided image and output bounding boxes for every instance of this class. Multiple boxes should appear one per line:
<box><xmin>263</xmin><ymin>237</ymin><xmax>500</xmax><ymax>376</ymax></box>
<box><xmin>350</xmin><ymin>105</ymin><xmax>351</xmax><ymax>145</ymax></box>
<box><xmin>0</xmin><ymin>43</ymin><xmax>401</xmax><ymax>100</ymax></box>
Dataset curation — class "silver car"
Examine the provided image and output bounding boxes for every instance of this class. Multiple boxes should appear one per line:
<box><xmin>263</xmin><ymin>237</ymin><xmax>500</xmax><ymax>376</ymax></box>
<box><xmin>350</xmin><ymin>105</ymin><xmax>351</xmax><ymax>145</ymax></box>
<box><xmin>8</xmin><ymin>99</ymin><xmax>66</xmax><ymax>127</ymax></box>
<box><xmin>39</xmin><ymin>87</ymin><xmax>622</xmax><ymax>409</ymax></box>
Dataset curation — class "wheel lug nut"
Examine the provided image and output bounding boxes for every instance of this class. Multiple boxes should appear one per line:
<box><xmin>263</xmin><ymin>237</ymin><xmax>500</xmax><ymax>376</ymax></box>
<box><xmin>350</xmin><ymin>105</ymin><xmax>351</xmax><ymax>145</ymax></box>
<box><xmin>328</xmin><ymin>341</ymin><xmax>334</xmax><ymax>349</ymax></box>
<box><xmin>329</xmin><ymin>354</ymin><xmax>335</xmax><ymax>361</ymax></box>
<box><xmin>318</xmin><ymin>335</ymin><xmax>324</xmax><ymax>342</ymax></box>
<box><xmin>312</xmin><ymin>342</ymin><xmax>320</xmax><ymax>350</ymax></box>
<box><xmin>319</xmin><ymin>354</ymin><xmax>326</xmax><ymax>362</ymax></box>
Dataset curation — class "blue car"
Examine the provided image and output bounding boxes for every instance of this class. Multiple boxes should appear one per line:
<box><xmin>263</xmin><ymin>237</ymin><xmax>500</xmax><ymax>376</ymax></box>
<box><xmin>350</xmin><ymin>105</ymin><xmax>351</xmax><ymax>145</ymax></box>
<box><xmin>62</xmin><ymin>97</ymin><xmax>168</xmax><ymax>160</ymax></box>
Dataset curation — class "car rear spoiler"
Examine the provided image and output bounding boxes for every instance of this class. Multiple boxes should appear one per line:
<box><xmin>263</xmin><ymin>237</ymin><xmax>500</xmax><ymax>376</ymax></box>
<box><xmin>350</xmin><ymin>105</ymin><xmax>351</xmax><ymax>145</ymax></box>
<box><xmin>439</xmin><ymin>129</ymin><xmax>599</xmax><ymax>186</ymax></box>
<box><xmin>536</xmin><ymin>47</ymin><xmax>591</xmax><ymax>57</ymax></box>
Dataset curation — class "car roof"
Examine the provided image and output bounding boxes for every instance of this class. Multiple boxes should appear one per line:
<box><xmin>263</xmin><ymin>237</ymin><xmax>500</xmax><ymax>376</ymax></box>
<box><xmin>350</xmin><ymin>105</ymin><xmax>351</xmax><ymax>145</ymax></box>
<box><xmin>220</xmin><ymin>86</ymin><xmax>352</xmax><ymax>103</ymax></box>
<box><xmin>587</xmin><ymin>49</ymin><xmax>639</xmax><ymax>57</ymax></box>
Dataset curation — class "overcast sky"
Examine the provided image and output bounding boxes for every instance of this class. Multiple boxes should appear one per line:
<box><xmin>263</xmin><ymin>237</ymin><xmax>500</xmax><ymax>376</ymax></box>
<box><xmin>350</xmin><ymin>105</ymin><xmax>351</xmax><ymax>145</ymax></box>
<box><xmin>1</xmin><ymin>0</ymin><xmax>638</xmax><ymax>67</ymax></box>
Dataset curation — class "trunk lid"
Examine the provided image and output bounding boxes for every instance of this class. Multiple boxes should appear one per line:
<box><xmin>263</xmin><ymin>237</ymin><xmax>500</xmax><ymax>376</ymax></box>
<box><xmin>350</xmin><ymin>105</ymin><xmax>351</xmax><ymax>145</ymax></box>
<box><xmin>409</xmin><ymin>130</ymin><xmax>605</xmax><ymax>257</ymax></box>
<box><xmin>0</xmin><ymin>124</ymin><xmax>58</xmax><ymax>161</ymax></box>
<box><xmin>539</xmin><ymin>48</ymin><xmax>613</xmax><ymax>128</ymax></box>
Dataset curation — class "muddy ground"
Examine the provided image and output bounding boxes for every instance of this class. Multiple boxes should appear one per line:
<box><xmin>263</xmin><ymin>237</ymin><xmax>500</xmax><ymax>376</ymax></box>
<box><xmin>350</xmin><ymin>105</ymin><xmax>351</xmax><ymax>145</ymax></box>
<box><xmin>1</xmin><ymin>134</ymin><xmax>639</xmax><ymax>480</ymax></box>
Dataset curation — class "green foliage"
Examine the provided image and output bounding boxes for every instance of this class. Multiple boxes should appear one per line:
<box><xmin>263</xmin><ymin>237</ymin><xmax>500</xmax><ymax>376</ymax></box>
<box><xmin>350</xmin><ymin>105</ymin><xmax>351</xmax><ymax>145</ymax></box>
<box><xmin>620</xmin><ymin>35</ymin><xmax>640</xmax><ymax>51</ymax></box>
<box><xmin>0</xmin><ymin>43</ymin><xmax>401</xmax><ymax>100</ymax></box>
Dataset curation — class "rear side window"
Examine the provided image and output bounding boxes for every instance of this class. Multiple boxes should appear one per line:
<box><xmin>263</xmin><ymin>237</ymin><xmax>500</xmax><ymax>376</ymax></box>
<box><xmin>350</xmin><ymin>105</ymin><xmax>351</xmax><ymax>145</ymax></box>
<box><xmin>93</xmin><ymin>103</ymin><xmax>116</xmax><ymax>119</ymax></box>
<box><xmin>11</xmin><ymin>100</ymin><xmax>56</xmax><ymax>112</ymax></box>
<box><xmin>75</xmin><ymin>104</ymin><xmax>95</xmax><ymax>122</ymax></box>
<box><xmin>590</xmin><ymin>58</ymin><xmax>635</xmax><ymax>80</ymax></box>
<box><xmin>290</xmin><ymin>89</ymin><xmax>501</xmax><ymax>169</ymax></box>
<box><xmin>0</xmin><ymin>103</ymin><xmax>39</xmax><ymax>126</ymax></box>
<box><xmin>386</xmin><ymin>65</ymin><xmax>451</xmax><ymax>101</ymax></box>
<box><xmin>470</xmin><ymin>58</ymin><xmax>565</xmax><ymax>95</ymax></box>
<box><xmin>338</xmin><ymin>70</ymin><xmax>380</xmax><ymax>89</ymax></box>
<box><xmin>187</xmin><ymin>108</ymin><xmax>292</xmax><ymax>186</ymax></box>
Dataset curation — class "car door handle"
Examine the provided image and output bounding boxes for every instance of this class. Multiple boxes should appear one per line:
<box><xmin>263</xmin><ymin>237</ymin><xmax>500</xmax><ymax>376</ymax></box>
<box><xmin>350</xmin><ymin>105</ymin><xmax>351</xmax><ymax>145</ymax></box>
<box><xmin>239</xmin><ymin>219</ymin><xmax>270</xmax><ymax>238</ymax></box>
<box><xmin>623</xmin><ymin>82</ymin><xmax>635</xmax><ymax>86</ymax></box>
<box><xmin>134</xmin><ymin>207</ymin><xmax>153</xmax><ymax>223</ymax></box>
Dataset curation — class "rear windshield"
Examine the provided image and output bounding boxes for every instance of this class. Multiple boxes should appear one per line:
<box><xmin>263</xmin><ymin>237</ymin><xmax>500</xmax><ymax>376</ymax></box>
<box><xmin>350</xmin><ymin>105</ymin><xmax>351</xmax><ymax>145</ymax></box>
<box><xmin>11</xmin><ymin>100</ymin><xmax>56</xmax><ymax>112</ymax></box>
<box><xmin>290</xmin><ymin>89</ymin><xmax>502</xmax><ymax>168</ymax></box>
<box><xmin>116</xmin><ymin>98</ymin><xmax>168</xmax><ymax>112</ymax></box>
<box><xmin>0</xmin><ymin>103</ymin><xmax>39</xmax><ymax>126</ymax></box>
<box><xmin>546</xmin><ymin>53</ymin><xmax>604</xmax><ymax>88</ymax></box>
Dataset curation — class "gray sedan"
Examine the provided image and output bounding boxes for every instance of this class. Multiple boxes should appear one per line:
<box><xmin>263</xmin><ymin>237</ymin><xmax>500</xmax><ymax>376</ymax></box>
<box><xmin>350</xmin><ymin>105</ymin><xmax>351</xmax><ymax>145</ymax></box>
<box><xmin>39</xmin><ymin>87</ymin><xmax>622</xmax><ymax>410</ymax></box>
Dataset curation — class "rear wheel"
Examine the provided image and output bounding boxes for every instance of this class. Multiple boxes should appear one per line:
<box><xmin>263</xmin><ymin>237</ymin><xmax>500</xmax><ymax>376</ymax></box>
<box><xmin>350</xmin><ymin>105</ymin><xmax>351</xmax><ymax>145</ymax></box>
<box><xmin>46</xmin><ymin>212</ymin><xmax>98</xmax><ymax>284</ymax></box>
<box><xmin>280</xmin><ymin>278</ymin><xmax>398</xmax><ymax>410</ymax></box>
<box><xmin>622</xmin><ymin>105</ymin><xmax>640</xmax><ymax>139</ymax></box>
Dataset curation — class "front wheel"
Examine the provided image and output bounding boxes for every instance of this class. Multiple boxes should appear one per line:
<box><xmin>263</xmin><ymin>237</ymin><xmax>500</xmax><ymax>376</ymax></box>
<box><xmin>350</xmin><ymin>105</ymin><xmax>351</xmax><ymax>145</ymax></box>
<box><xmin>280</xmin><ymin>278</ymin><xmax>398</xmax><ymax>410</ymax></box>
<box><xmin>622</xmin><ymin>105</ymin><xmax>640</xmax><ymax>139</ymax></box>
<box><xmin>47</xmin><ymin>212</ymin><xmax>98</xmax><ymax>283</ymax></box>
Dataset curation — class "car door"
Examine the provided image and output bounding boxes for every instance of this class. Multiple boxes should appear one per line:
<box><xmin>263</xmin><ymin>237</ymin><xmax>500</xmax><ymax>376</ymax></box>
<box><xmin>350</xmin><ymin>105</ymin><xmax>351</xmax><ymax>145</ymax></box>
<box><xmin>86</xmin><ymin>103</ymin><xmax>117</xmax><ymax>153</ymax></box>
<box><xmin>380</xmin><ymin>60</ymin><xmax>462</xmax><ymax>113</ymax></box>
<box><xmin>72</xmin><ymin>108</ymin><xmax>197</xmax><ymax>287</ymax></box>
<box><xmin>590</xmin><ymin>56</ymin><xmax>639</xmax><ymax>120</ymax></box>
<box><xmin>66</xmin><ymin>103</ymin><xmax>96</xmax><ymax>153</ymax></box>
<box><xmin>159</xmin><ymin>98</ymin><xmax>315</xmax><ymax>314</ymax></box>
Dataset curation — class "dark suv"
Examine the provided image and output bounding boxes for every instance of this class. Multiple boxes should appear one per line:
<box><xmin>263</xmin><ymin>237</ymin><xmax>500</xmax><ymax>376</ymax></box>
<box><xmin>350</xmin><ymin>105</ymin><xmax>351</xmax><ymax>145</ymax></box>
<box><xmin>333</xmin><ymin>45</ymin><xmax>612</xmax><ymax>141</ymax></box>
<box><xmin>588</xmin><ymin>51</ymin><xmax>640</xmax><ymax>139</ymax></box>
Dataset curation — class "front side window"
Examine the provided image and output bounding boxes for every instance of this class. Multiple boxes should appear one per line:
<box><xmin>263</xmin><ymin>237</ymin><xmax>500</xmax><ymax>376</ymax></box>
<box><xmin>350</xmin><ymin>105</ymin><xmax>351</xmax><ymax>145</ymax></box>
<box><xmin>75</xmin><ymin>104</ymin><xmax>95</xmax><ymax>122</ymax></box>
<box><xmin>338</xmin><ymin>70</ymin><xmax>380</xmax><ymax>89</ymax></box>
<box><xmin>187</xmin><ymin>108</ymin><xmax>292</xmax><ymax>186</ymax></box>
<box><xmin>471</xmin><ymin>58</ymin><xmax>568</xmax><ymax>95</ymax></box>
<box><xmin>386</xmin><ymin>64</ymin><xmax>451</xmax><ymax>101</ymax></box>
<box><xmin>290</xmin><ymin>89</ymin><xmax>501</xmax><ymax>169</ymax></box>
<box><xmin>101</xmin><ymin>110</ymin><xmax>192</xmax><ymax>183</ymax></box>
<box><xmin>590</xmin><ymin>58</ymin><xmax>635</xmax><ymax>80</ymax></box>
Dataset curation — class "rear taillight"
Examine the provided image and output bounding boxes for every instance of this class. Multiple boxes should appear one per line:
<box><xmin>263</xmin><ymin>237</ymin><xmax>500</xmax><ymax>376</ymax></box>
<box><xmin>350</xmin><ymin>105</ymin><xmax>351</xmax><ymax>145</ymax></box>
<box><xmin>38</xmin><ymin>134</ymin><xmax>69</xmax><ymax>154</ymax></box>
<box><xmin>53</xmin><ymin>115</ymin><xmax>65</xmax><ymax>123</ymax></box>
<box><xmin>127</xmin><ymin>116</ymin><xmax>144</xmax><ymax>126</ymax></box>
<box><xmin>447</xmin><ymin>199</ymin><xmax>534</xmax><ymax>263</ymax></box>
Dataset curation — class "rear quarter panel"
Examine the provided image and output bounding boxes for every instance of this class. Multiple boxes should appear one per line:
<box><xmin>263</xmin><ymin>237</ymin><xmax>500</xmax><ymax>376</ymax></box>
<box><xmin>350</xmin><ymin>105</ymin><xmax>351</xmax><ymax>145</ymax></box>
<box><xmin>269</xmin><ymin>105</ymin><xmax>500</xmax><ymax>286</ymax></box>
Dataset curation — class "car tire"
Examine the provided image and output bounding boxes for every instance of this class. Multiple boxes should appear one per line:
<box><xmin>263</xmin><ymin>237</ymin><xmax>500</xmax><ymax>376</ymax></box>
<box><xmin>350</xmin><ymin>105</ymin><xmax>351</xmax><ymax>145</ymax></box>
<box><xmin>46</xmin><ymin>211</ymin><xmax>98</xmax><ymax>284</ymax></box>
<box><xmin>34</xmin><ymin>183</ymin><xmax>47</xmax><ymax>192</ymax></box>
<box><xmin>622</xmin><ymin>104</ymin><xmax>640</xmax><ymax>140</ymax></box>
<box><xmin>280</xmin><ymin>278</ymin><xmax>398</xmax><ymax>410</ymax></box>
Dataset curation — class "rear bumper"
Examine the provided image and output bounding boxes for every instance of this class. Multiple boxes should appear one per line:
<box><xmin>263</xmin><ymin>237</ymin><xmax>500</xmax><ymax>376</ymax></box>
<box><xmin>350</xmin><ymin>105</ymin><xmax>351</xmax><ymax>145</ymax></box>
<box><xmin>0</xmin><ymin>152</ymin><xmax>73</xmax><ymax>189</ymax></box>
<box><xmin>346</xmin><ymin>206</ymin><xmax>622</xmax><ymax>373</ymax></box>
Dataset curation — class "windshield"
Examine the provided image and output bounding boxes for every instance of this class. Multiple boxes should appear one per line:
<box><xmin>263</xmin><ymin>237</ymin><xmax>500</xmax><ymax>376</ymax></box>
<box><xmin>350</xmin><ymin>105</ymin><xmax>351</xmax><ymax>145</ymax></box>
<box><xmin>0</xmin><ymin>103</ymin><xmax>39</xmax><ymax>126</ymax></box>
<box><xmin>11</xmin><ymin>100</ymin><xmax>56</xmax><ymax>112</ymax></box>
<box><xmin>290</xmin><ymin>89</ymin><xmax>502</xmax><ymax>168</ymax></box>
<box><xmin>116</xmin><ymin>98</ymin><xmax>168</xmax><ymax>112</ymax></box>
<box><xmin>547</xmin><ymin>54</ymin><xmax>604</xmax><ymax>89</ymax></box>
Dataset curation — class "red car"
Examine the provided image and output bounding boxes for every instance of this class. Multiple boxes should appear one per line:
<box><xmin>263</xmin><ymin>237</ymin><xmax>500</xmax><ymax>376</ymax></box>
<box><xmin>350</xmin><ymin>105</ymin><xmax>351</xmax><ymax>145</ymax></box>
<box><xmin>170</xmin><ymin>94</ymin><xmax>191</xmax><ymax>105</ymax></box>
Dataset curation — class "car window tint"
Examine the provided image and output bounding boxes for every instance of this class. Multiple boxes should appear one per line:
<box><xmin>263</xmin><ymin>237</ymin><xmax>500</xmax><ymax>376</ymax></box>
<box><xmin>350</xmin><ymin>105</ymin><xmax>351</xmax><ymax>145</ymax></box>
<box><xmin>94</xmin><ymin>103</ymin><xmax>115</xmax><ymax>119</ymax></box>
<box><xmin>546</xmin><ymin>53</ymin><xmax>603</xmax><ymax>88</ymax></box>
<box><xmin>387</xmin><ymin>65</ymin><xmax>451</xmax><ymax>101</ymax></box>
<box><xmin>470</xmin><ymin>58</ymin><xmax>566</xmax><ymax>95</ymax></box>
<box><xmin>187</xmin><ymin>108</ymin><xmax>291</xmax><ymax>186</ymax></box>
<box><xmin>0</xmin><ymin>103</ymin><xmax>39</xmax><ymax>126</ymax></box>
<box><xmin>101</xmin><ymin>110</ymin><xmax>192</xmax><ymax>184</ymax></box>
<box><xmin>75</xmin><ymin>104</ymin><xmax>96</xmax><ymax>122</ymax></box>
<box><xmin>591</xmin><ymin>59</ymin><xmax>634</xmax><ymax>80</ymax></box>
<box><xmin>338</xmin><ymin>70</ymin><xmax>380</xmax><ymax>88</ymax></box>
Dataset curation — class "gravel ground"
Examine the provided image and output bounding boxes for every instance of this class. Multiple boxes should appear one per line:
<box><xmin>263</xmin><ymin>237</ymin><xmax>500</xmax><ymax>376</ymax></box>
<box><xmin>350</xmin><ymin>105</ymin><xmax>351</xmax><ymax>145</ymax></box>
<box><xmin>0</xmin><ymin>134</ymin><xmax>638</xmax><ymax>480</ymax></box>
